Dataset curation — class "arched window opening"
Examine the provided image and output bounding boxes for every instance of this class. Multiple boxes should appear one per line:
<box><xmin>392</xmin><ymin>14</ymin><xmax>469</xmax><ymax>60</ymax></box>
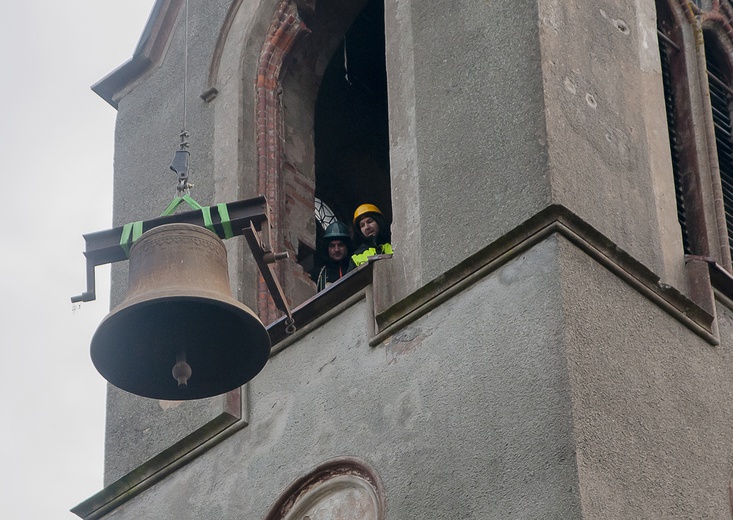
<box><xmin>264</xmin><ymin>0</ymin><xmax>391</xmax><ymax>303</ymax></box>
<box><xmin>704</xmin><ymin>35</ymin><xmax>733</xmax><ymax>259</ymax></box>
<box><xmin>263</xmin><ymin>458</ymin><xmax>386</xmax><ymax>520</ymax></box>
<box><xmin>313</xmin><ymin>0</ymin><xmax>390</xmax><ymax>269</ymax></box>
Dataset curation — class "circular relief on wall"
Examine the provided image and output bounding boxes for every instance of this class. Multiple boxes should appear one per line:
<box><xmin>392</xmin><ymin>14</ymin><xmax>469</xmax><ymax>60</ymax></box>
<box><xmin>264</xmin><ymin>457</ymin><xmax>386</xmax><ymax>520</ymax></box>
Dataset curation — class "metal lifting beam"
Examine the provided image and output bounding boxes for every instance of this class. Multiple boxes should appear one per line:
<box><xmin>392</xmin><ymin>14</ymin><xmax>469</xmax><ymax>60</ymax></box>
<box><xmin>71</xmin><ymin>196</ymin><xmax>292</xmax><ymax>324</ymax></box>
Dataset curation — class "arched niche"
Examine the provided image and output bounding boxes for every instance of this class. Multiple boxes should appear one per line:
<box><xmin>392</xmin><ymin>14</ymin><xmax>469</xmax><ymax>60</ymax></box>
<box><xmin>263</xmin><ymin>458</ymin><xmax>386</xmax><ymax>520</ymax></box>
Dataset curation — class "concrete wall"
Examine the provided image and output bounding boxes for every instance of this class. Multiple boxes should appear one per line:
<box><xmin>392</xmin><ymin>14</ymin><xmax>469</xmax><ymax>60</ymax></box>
<box><xmin>381</xmin><ymin>0</ymin><xmax>689</xmax><ymax>310</ymax></box>
<box><xmin>384</xmin><ymin>0</ymin><xmax>551</xmax><ymax>303</ymax></box>
<box><xmin>539</xmin><ymin>0</ymin><xmax>687</xmax><ymax>291</ymax></box>
<box><xmin>558</xmin><ymin>235</ymin><xmax>733</xmax><ymax>518</ymax></box>
<box><xmin>99</xmin><ymin>238</ymin><xmax>581</xmax><ymax>519</ymax></box>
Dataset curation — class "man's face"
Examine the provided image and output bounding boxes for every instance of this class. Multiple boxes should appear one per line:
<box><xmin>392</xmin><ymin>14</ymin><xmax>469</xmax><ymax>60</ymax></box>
<box><xmin>359</xmin><ymin>216</ymin><xmax>379</xmax><ymax>238</ymax></box>
<box><xmin>328</xmin><ymin>239</ymin><xmax>347</xmax><ymax>261</ymax></box>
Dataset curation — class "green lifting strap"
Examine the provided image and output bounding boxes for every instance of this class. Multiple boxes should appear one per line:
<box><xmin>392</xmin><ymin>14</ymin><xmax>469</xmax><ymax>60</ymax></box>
<box><xmin>160</xmin><ymin>194</ymin><xmax>205</xmax><ymax>216</ymax></box>
<box><xmin>119</xmin><ymin>197</ymin><xmax>233</xmax><ymax>259</ymax></box>
<box><xmin>192</xmin><ymin>203</ymin><xmax>233</xmax><ymax>239</ymax></box>
<box><xmin>201</xmin><ymin>206</ymin><xmax>215</xmax><ymax>233</ymax></box>
<box><xmin>160</xmin><ymin>193</ymin><xmax>213</xmax><ymax>234</ymax></box>
<box><xmin>119</xmin><ymin>220</ymin><xmax>144</xmax><ymax>258</ymax></box>
<box><xmin>217</xmin><ymin>203</ymin><xmax>234</xmax><ymax>239</ymax></box>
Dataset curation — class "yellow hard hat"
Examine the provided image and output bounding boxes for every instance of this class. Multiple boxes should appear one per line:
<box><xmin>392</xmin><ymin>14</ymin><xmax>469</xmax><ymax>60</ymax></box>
<box><xmin>353</xmin><ymin>203</ymin><xmax>383</xmax><ymax>225</ymax></box>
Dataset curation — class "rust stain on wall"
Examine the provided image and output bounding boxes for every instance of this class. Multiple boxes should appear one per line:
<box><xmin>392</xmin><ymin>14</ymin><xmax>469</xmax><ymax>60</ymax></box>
<box><xmin>385</xmin><ymin>327</ymin><xmax>426</xmax><ymax>364</ymax></box>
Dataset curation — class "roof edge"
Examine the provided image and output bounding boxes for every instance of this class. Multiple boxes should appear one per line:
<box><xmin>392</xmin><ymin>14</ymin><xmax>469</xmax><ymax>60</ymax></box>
<box><xmin>91</xmin><ymin>0</ymin><xmax>183</xmax><ymax>108</ymax></box>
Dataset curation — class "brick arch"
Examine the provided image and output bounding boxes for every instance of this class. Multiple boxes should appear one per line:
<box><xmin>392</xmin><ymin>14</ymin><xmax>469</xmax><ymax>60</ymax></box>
<box><xmin>698</xmin><ymin>1</ymin><xmax>733</xmax><ymax>37</ymax></box>
<box><xmin>255</xmin><ymin>0</ymin><xmax>312</xmax><ymax>323</ymax></box>
<box><xmin>254</xmin><ymin>0</ymin><xmax>374</xmax><ymax>323</ymax></box>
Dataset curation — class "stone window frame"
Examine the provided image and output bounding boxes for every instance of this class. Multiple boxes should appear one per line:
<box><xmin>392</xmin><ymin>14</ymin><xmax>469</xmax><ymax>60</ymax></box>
<box><xmin>648</xmin><ymin>0</ymin><xmax>733</xmax><ymax>325</ymax></box>
<box><xmin>701</xmin><ymin>23</ymin><xmax>733</xmax><ymax>260</ymax></box>
<box><xmin>655</xmin><ymin>0</ymin><xmax>733</xmax><ymax>270</ymax></box>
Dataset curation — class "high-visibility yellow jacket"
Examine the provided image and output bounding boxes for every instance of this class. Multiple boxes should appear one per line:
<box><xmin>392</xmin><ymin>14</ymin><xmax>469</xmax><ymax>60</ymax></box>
<box><xmin>349</xmin><ymin>242</ymin><xmax>394</xmax><ymax>269</ymax></box>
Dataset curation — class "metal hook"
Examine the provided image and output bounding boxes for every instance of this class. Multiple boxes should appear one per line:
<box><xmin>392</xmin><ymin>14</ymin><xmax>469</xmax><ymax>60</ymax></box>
<box><xmin>285</xmin><ymin>317</ymin><xmax>296</xmax><ymax>335</ymax></box>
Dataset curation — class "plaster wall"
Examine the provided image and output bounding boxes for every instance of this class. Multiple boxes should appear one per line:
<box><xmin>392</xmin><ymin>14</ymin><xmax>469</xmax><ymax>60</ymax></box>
<box><xmin>99</xmin><ymin>237</ymin><xmax>580</xmax><ymax>519</ymax></box>
<box><xmin>384</xmin><ymin>0</ymin><xmax>551</xmax><ymax>294</ymax></box>
<box><xmin>557</xmin><ymin>236</ymin><xmax>733</xmax><ymax>518</ymax></box>
<box><xmin>538</xmin><ymin>0</ymin><xmax>687</xmax><ymax>291</ymax></box>
<box><xmin>381</xmin><ymin>0</ymin><xmax>688</xmax><ymax>312</ymax></box>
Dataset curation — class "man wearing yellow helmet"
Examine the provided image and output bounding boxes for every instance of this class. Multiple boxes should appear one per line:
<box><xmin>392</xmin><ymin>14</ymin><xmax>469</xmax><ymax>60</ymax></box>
<box><xmin>348</xmin><ymin>203</ymin><xmax>394</xmax><ymax>271</ymax></box>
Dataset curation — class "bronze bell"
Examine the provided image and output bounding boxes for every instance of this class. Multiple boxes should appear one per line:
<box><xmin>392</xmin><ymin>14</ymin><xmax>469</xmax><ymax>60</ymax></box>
<box><xmin>90</xmin><ymin>223</ymin><xmax>271</xmax><ymax>400</ymax></box>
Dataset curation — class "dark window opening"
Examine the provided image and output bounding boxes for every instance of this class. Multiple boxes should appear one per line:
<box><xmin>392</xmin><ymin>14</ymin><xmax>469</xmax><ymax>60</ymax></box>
<box><xmin>312</xmin><ymin>0</ymin><xmax>390</xmax><ymax>279</ymax></box>
<box><xmin>654</xmin><ymin>0</ymin><xmax>711</xmax><ymax>258</ymax></box>
<box><xmin>657</xmin><ymin>8</ymin><xmax>691</xmax><ymax>253</ymax></box>
<box><xmin>704</xmin><ymin>37</ymin><xmax>733</xmax><ymax>260</ymax></box>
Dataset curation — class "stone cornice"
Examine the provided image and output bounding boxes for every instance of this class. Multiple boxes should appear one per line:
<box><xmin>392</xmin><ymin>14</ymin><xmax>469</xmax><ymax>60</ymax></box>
<box><xmin>372</xmin><ymin>204</ymin><xmax>720</xmax><ymax>347</ymax></box>
<box><xmin>91</xmin><ymin>0</ymin><xmax>182</xmax><ymax>108</ymax></box>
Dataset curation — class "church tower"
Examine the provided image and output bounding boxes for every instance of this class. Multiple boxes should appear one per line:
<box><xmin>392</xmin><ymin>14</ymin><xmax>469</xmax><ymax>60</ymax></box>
<box><xmin>73</xmin><ymin>1</ymin><xmax>733</xmax><ymax>517</ymax></box>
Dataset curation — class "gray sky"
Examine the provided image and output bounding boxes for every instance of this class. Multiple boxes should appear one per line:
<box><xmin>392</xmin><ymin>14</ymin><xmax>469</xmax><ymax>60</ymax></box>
<box><xmin>0</xmin><ymin>2</ymin><xmax>155</xmax><ymax>517</ymax></box>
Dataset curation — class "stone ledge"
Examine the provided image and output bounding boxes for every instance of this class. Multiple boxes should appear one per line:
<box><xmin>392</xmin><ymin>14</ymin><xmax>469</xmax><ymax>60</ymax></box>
<box><xmin>92</xmin><ymin>0</ymin><xmax>181</xmax><ymax>108</ymax></box>
<box><xmin>371</xmin><ymin>204</ymin><xmax>718</xmax><ymax>347</ymax></box>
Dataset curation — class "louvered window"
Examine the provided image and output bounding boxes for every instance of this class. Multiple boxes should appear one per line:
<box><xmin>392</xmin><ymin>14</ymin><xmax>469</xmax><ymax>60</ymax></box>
<box><xmin>657</xmin><ymin>15</ymin><xmax>691</xmax><ymax>253</ymax></box>
<box><xmin>704</xmin><ymin>40</ymin><xmax>733</xmax><ymax>259</ymax></box>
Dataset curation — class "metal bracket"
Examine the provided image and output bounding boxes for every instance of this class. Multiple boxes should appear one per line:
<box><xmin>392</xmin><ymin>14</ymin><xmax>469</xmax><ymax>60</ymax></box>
<box><xmin>242</xmin><ymin>221</ymin><xmax>295</xmax><ymax>333</ymax></box>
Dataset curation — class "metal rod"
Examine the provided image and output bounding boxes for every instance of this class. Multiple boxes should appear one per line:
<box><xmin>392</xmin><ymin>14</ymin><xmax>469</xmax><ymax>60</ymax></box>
<box><xmin>182</xmin><ymin>0</ymin><xmax>189</xmax><ymax>134</ymax></box>
<box><xmin>708</xmin><ymin>69</ymin><xmax>733</xmax><ymax>99</ymax></box>
<box><xmin>242</xmin><ymin>221</ymin><xmax>293</xmax><ymax>321</ymax></box>
<box><xmin>657</xmin><ymin>29</ymin><xmax>680</xmax><ymax>52</ymax></box>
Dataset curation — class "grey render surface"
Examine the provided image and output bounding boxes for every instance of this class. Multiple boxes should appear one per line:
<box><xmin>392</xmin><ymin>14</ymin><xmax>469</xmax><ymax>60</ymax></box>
<box><xmin>103</xmin><ymin>238</ymin><xmax>581</xmax><ymax>519</ymax></box>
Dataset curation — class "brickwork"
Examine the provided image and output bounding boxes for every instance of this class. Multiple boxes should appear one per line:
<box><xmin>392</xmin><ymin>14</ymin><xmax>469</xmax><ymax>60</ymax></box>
<box><xmin>256</xmin><ymin>0</ymin><xmax>311</xmax><ymax>323</ymax></box>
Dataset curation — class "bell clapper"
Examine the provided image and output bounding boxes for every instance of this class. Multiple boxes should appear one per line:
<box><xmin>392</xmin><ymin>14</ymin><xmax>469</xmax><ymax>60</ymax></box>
<box><xmin>172</xmin><ymin>351</ymin><xmax>192</xmax><ymax>388</ymax></box>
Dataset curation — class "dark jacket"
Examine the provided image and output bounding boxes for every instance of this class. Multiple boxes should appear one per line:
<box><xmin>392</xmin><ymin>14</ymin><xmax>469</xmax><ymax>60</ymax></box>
<box><xmin>316</xmin><ymin>258</ymin><xmax>350</xmax><ymax>291</ymax></box>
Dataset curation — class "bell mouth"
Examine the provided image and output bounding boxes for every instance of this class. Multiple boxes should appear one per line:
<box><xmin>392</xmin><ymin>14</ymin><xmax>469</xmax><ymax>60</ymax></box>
<box><xmin>91</xmin><ymin>295</ymin><xmax>271</xmax><ymax>400</ymax></box>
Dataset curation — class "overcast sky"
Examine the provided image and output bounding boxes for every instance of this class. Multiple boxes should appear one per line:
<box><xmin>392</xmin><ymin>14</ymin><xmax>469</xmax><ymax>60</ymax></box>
<box><xmin>0</xmin><ymin>2</ymin><xmax>155</xmax><ymax>517</ymax></box>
